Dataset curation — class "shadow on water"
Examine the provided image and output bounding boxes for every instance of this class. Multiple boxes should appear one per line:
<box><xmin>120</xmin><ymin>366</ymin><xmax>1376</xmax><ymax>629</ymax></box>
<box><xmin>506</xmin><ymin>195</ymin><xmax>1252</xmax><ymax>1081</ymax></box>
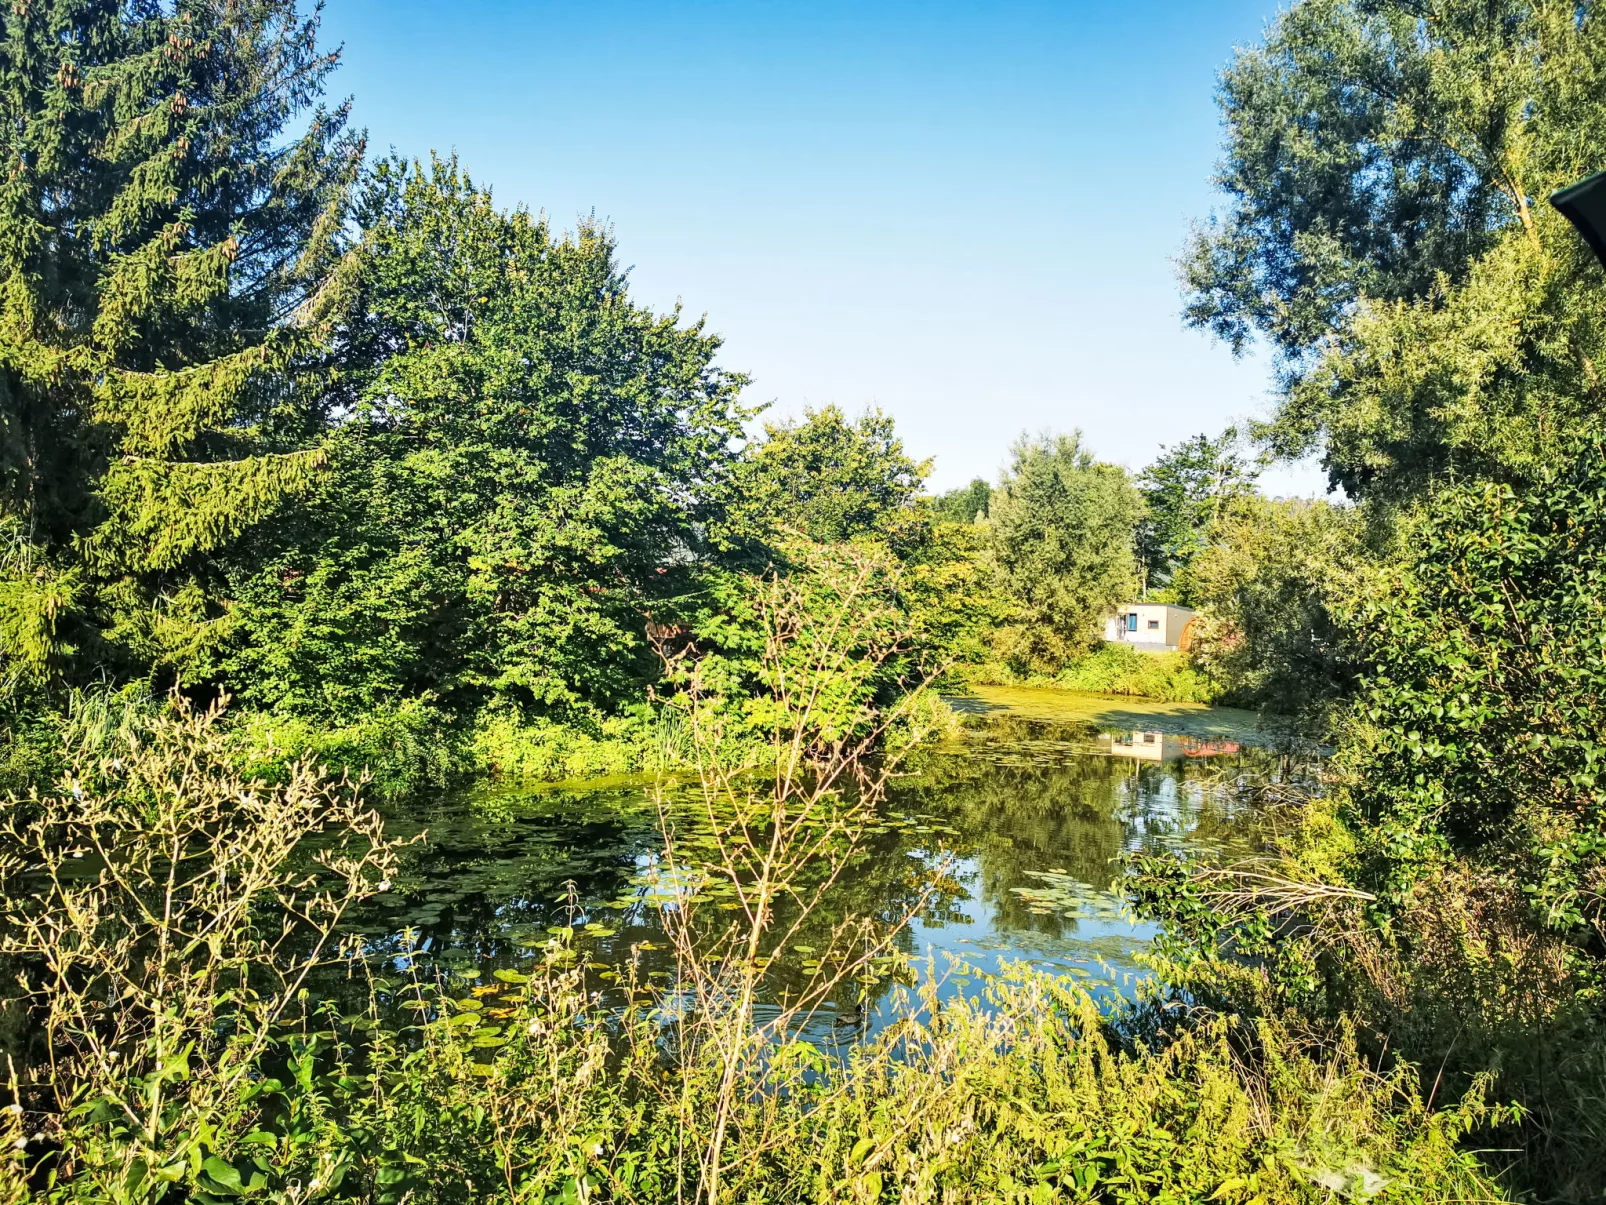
<box><xmin>347</xmin><ymin>690</ymin><xmax>1305</xmax><ymax>1044</ymax></box>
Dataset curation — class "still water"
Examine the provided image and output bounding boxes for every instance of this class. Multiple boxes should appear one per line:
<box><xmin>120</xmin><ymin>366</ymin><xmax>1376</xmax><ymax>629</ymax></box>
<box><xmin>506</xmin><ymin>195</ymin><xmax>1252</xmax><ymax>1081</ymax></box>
<box><xmin>358</xmin><ymin>688</ymin><xmax>1300</xmax><ymax>1039</ymax></box>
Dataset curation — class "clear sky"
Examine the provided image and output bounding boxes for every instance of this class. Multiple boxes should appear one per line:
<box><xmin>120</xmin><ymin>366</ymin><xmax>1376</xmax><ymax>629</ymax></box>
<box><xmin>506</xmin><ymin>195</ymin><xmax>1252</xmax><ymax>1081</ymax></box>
<box><xmin>318</xmin><ymin>0</ymin><xmax>1328</xmax><ymax>497</ymax></box>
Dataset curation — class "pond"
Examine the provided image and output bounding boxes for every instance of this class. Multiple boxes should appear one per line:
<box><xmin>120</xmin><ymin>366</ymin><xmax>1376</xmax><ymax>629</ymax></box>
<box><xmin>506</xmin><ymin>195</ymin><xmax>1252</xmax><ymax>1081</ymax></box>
<box><xmin>356</xmin><ymin>687</ymin><xmax>1306</xmax><ymax>1042</ymax></box>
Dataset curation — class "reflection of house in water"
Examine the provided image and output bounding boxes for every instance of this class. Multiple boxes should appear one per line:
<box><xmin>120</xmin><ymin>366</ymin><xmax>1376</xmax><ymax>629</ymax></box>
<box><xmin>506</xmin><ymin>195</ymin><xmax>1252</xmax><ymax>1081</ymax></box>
<box><xmin>1099</xmin><ymin>731</ymin><xmax>1242</xmax><ymax>763</ymax></box>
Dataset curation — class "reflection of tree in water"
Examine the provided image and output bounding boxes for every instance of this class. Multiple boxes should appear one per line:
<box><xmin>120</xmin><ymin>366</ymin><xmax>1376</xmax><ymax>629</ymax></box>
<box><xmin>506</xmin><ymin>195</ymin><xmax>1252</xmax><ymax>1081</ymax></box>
<box><xmin>894</xmin><ymin>717</ymin><xmax>1275</xmax><ymax>940</ymax></box>
<box><xmin>300</xmin><ymin>785</ymin><xmax>662</xmax><ymax>1013</ymax></box>
<box><xmin>337</xmin><ymin>780</ymin><xmax>970</xmax><ymax>1016</ymax></box>
<box><xmin>365</xmin><ymin>786</ymin><xmax>653</xmax><ymax>930</ymax></box>
<box><xmin>896</xmin><ymin>758</ymin><xmax>1126</xmax><ymax>938</ymax></box>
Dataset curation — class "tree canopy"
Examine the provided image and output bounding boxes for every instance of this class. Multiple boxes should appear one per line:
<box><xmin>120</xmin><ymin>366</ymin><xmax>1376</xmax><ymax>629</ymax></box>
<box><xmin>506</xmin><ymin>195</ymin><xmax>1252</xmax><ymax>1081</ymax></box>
<box><xmin>1134</xmin><ymin>428</ymin><xmax>1258</xmax><ymax>599</ymax></box>
<box><xmin>731</xmin><ymin>405</ymin><xmax>930</xmax><ymax>550</ymax></box>
<box><xmin>227</xmin><ymin>157</ymin><xmax>749</xmax><ymax>720</ymax></box>
<box><xmin>1185</xmin><ymin>0</ymin><xmax>1606</xmax><ymax>502</ymax></box>
<box><xmin>932</xmin><ymin>477</ymin><xmax>991</xmax><ymax>525</ymax></box>
<box><xmin>987</xmin><ymin>432</ymin><xmax>1140</xmax><ymax>673</ymax></box>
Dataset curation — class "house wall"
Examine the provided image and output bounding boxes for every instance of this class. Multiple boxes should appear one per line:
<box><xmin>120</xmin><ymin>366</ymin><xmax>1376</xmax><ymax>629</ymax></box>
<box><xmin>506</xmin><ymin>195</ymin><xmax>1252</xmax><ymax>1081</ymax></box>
<box><xmin>1103</xmin><ymin>604</ymin><xmax>1196</xmax><ymax>652</ymax></box>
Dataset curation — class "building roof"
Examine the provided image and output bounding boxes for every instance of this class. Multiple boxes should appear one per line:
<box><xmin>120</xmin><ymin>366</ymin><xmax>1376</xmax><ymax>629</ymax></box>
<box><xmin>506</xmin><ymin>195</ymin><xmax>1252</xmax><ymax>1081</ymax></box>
<box><xmin>1116</xmin><ymin>602</ymin><xmax>1196</xmax><ymax>614</ymax></box>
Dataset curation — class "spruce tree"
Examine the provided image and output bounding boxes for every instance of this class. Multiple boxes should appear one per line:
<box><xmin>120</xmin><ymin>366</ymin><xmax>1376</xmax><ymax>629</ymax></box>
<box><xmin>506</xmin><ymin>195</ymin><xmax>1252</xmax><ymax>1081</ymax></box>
<box><xmin>0</xmin><ymin>0</ymin><xmax>360</xmax><ymax>693</ymax></box>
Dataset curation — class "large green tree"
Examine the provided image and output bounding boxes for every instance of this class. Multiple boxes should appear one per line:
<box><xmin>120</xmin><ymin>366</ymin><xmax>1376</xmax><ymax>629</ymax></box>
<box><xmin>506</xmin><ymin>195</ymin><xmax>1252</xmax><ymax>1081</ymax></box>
<box><xmin>987</xmin><ymin>432</ymin><xmax>1140</xmax><ymax>673</ymax></box>
<box><xmin>227</xmin><ymin>157</ymin><xmax>749</xmax><ymax>721</ymax></box>
<box><xmin>931</xmin><ymin>477</ymin><xmax>991</xmax><ymax>525</ymax></box>
<box><xmin>0</xmin><ymin>0</ymin><xmax>360</xmax><ymax>692</ymax></box>
<box><xmin>1186</xmin><ymin>494</ymin><xmax>1361</xmax><ymax>712</ymax></box>
<box><xmin>1134</xmin><ymin>427</ymin><xmax>1258</xmax><ymax>599</ymax></box>
<box><xmin>1185</xmin><ymin>0</ymin><xmax>1606</xmax><ymax>502</ymax></box>
<box><xmin>729</xmin><ymin>405</ymin><xmax>931</xmax><ymax>551</ymax></box>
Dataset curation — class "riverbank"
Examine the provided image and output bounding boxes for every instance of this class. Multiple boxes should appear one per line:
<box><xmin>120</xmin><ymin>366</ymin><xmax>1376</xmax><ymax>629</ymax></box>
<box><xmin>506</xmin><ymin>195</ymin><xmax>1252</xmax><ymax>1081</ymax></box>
<box><xmin>949</xmin><ymin>682</ymin><xmax>1263</xmax><ymax>738</ymax></box>
<box><xmin>964</xmin><ymin>645</ymin><xmax>1220</xmax><ymax>704</ymax></box>
<box><xmin>228</xmin><ymin>686</ymin><xmax>967</xmax><ymax>798</ymax></box>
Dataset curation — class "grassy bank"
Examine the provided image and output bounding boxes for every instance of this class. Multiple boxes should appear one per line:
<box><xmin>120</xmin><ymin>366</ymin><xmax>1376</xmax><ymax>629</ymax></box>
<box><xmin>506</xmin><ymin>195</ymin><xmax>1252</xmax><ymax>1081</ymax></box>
<box><xmin>965</xmin><ymin>644</ymin><xmax>1219</xmax><ymax>705</ymax></box>
<box><xmin>230</xmin><ymin>689</ymin><xmax>965</xmax><ymax>798</ymax></box>
<box><xmin>228</xmin><ymin>700</ymin><xmax>701</xmax><ymax>797</ymax></box>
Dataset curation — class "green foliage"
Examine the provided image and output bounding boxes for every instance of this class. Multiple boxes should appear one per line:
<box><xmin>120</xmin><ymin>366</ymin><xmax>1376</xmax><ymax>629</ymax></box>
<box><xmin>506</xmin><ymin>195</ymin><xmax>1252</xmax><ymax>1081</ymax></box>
<box><xmin>1340</xmin><ymin>447</ymin><xmax>1606</xmax><ymax>955</ymax></box>
<box><xmin>1128</xmin><ymin>453</ymin><xmax>1606</xmax><ymax>1198</ymax></box>
<box><xmin>1185</xmin><ymin>0</ymin><xmax>1606</xmax><ymax>502</ymax></box>
<box><xmin>669</xmin><ymin>539</ymin><xmax>931</xmax><ymax>754</ymax></box>
<box><xmin>0</xmin><ymin>698</ymin><xmax>401</xmax><ymax>1204</ymax></box>
<box><xmin>199</xmin><ymin>962</ymin><xmax>1502</xmax><ymax>1205</ymax></box>
<box><xmin>931</xmin><ymin>476</ymin><xmax>991</xmax><ymax>524</ymax></box>
<box><xmin>227</xmin><ymin>155</ymin><xmax>749</xmax><ymax>721</ymax></box>
<box><xmin>228</xmin><ymin>697</ymin><xmax>457</xmax><ymax>798</ymax></box>
<box><xmin>1</xmin><ymin>1</ymin><xmax>1579</xmax><ymax>1194</ymax></box>
<box><xmin>1053</xmin><ymin>644</ymin><xmax>1218</xmax><ymax>703</ymax></box>
<box><xmin>1186</xmin><ymin>495</ymin><xmax>1362</xmax><ymax>714</ymax></box>
<box><xmin>467</xmin><ymin>701</ymin><xmax>708</xmax><ymax>783</ymax></box>
<box><xmin>1</xmin><ymin>690</ymin><xmax>1510</xmax><ymax>1205</ymax></box>
<box><xmin>1183</xmin><ymin>0</ymin><xmax>1506</xmax><ymax>359</ymax></box>
<box><xmin>898</xmin><ymin>520</ymin><xmax>1017</xmax><ymax>675</ymax></box>
<box><xmin>988</xmin><ymin>432</ymin><xmax>1141</xmax><ymax>675</ymax></box>
<box><xmin>1166</xmin><ymin>13</ymin><xmax>1606</xmax><ymax>1182</ymax></box>
<box><xmin>0</xmin><ymin>0</ymin><xmax>361</xmax><ymax>689</ymax></box>
<box><xmin>730</xmin><ymin>404</ymin><xmax>931</xmax><ymax>550</ymax></box>
<box><xmin>1135</xmin><ymin>427</ymin><xmax>1258</xmax><ymax>600</ymax></box>
<box><xmin>223</xmin><ymin>530</ymin><xmax>982</xmax><ymax>797</ymax></box>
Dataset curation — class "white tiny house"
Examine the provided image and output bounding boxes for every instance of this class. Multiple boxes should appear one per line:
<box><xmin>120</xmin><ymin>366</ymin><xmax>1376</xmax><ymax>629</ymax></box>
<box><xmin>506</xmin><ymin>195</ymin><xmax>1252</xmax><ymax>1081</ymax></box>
<box><xmin>1103</xmin><ymin>603</ymin><xmax>1196</xmax><ymax>652</ymax></box>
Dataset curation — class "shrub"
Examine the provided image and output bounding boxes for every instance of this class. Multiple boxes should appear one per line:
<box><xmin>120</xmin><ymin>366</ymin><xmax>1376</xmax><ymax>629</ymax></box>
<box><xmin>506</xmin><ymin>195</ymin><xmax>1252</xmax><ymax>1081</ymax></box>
<box><xmin>229</xmin><ymin>696</ymin><xmax>456</xmax><ymax>798</ymax></box>
<box><xmin>0</xmin><ymin>699</ymin><xmax>403</xmax><ymax>1202</ymax></box>
<box><xmin>240</xmin><ymin>953</ymin><xmax>1508</xmax><ymax>1204</ymax></box>
<box><xmin>1056</xmin><ymin>645</ymin><xmax>1218</xmax><ymax>703</ymax></box>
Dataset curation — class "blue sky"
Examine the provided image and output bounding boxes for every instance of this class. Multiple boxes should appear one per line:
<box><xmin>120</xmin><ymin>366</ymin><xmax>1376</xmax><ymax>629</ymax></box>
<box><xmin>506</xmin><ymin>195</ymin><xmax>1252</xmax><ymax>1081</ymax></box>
<box><xmin>319</xmin><ymin>0</ymin><xmax>1326</xmax><ymax>496</ymax></box>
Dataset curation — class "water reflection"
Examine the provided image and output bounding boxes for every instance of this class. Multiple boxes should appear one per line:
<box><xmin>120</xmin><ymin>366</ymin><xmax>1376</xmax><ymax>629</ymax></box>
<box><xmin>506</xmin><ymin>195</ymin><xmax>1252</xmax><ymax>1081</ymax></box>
<box><xmin>353</xmin><ymin>707</ymin><xmax>1293</xmax><ymax>1040</ymax></box>
<box><xmin>1100</xmin><ymin>730</ymin><xmax>1243</xmax><ymax>762</ymax></box>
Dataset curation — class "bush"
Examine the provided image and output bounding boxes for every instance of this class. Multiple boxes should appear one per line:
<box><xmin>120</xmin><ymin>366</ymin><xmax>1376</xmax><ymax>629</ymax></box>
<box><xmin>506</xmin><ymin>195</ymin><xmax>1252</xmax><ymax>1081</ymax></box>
<box><xmin>468</xmin><ymin>702</ymin><xmax>695</xmax><ymax>783</ymax></box>
<box><xmin>234</xmin><ymin>954</ymin><xmax>1507</xmax><ymax>1205</ymax></box>
<box><xmin>0</xmin><ymin>699</ymin><xmax>402</xmax><ymax>1202</ymax></box>
<box><xmin>962</xmin><ymin>644</ymin><xmax>1218</xmax><ymax>704</ymax></box>
<box><xmin>1055</xmin><ymin>645</ymin><xmax>1218</xmax><ymax>703</ymax></box>
<box><xmin>1186</xmin><ymin>496</ymin><xmax>1362</xmax><ymax>716</ymax></box>
<box><xmin>229</xmin><ymin>696</ymin><xmax>457</xmax><ymax>798</ymax></box>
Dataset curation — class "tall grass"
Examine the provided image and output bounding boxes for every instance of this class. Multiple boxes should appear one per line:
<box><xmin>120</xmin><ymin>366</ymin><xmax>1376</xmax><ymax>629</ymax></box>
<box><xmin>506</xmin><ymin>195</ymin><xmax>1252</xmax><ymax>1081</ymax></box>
<box><xmin>1055</xmin><ymin>645</ymin><xmax>1218</xmax><ymax>702</ymax></box>
<box><xmin>967</xmin><ymin>645</ymin><xmax>1219</xmax><ymax>704</ymax></box>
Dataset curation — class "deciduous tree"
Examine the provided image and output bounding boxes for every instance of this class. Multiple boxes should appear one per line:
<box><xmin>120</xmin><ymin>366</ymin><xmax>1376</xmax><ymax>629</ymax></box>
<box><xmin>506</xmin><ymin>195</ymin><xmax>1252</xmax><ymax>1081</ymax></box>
<box><xmin>730</xmin><ymin>405</ymin><xmax>930</xmax><ymax>551</ymax></box>
<box><xmin>1135</xmin><ymin>427</ymin><xmax>1258</xmax><ymax>599</ymax></box>
<box><xmin>932</xmin><ymin>477</ymin><xmax>991</xmax><ymax>525</ymax></box>
<box><xmin>228</xmin><ymin>157</ymin><xmax>749</xmax><ymax>720</ymax></box>
<box><xmin>1184</xmin><ymin>0</ymin><xmax>1606</xmax><ymax>502</ymax></box>
<box><xmin>987</xmin><ymin>432</ymin><xmax>1139</xmax><ymax>673</ymax></box>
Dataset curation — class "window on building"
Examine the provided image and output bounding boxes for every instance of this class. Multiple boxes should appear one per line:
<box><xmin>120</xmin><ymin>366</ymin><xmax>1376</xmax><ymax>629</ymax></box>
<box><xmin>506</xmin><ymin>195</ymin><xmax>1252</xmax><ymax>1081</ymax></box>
<box><xmin>1147</xmin><ymin>619</ymin><xmax>1160</xmax><ymax>630</ymax></box>
<box><xmin>1126</xmin><ymin>613</ymin><xmax>1138</xmax><ymax>631</ymax></box>
<box><xmin>1142</xmin><ymin>733</ymin><xmax>1155</xmax><ymax>744</ymax></box>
